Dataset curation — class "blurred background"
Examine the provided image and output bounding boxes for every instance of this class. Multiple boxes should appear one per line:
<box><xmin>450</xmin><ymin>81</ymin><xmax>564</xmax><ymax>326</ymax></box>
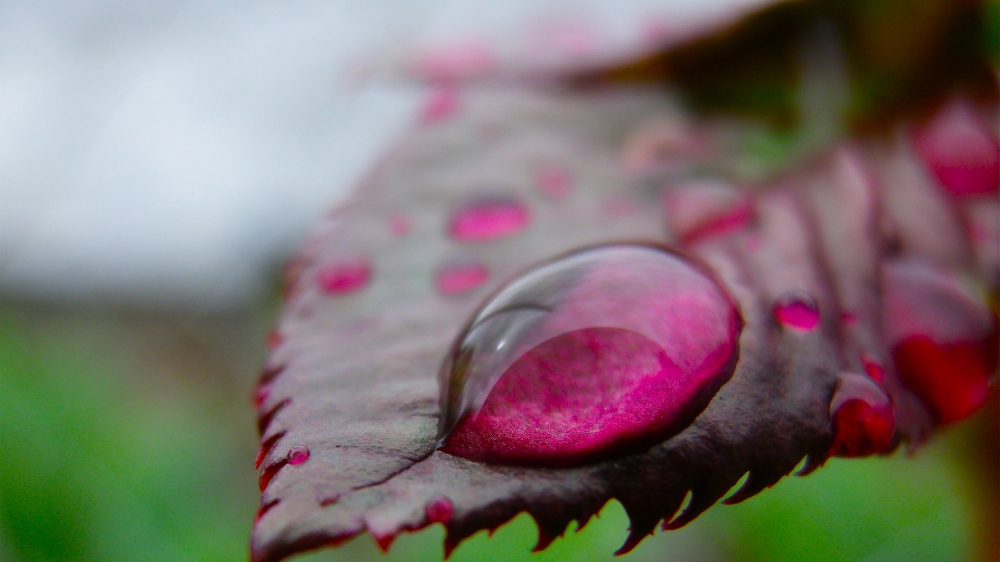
<box><xmin>0</xmin><ymin>0</ymin><xmax>997</xmax><ymax>561</ymax></box>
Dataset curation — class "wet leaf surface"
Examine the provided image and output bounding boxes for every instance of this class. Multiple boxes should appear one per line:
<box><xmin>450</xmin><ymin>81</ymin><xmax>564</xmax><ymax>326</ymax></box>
<box><xmin>250</xmin><ymin>86</ymin><xmax>997</xmax><ymax>562</ymax></box>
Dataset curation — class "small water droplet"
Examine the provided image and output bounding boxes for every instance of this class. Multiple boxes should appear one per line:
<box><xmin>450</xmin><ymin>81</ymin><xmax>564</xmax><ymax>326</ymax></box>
<box><xmin>425</xmin><ymin>496</ymin><xmax>454</xmax><ymax>523</ymax></box>
<box><xmin>287</xmin><ymin>445</ymin><xmax>310</xmax><ymax>465</ymax></box>
<box><xmin>535</xmin><ymin>166</ymin><xmax>572</xmax><ymax>199</ymax></box>
<box><xmin>773</xmin><ymin>295</ymin><xmax>820</xmax><ymax>331</ymax></box>
<box><xmin>435</xmin><ymin>262</ymin><xmax>490</xmax><ymax>294</ymax></box>
<box><xmin>828</xmin><ymin>373</ymin><xmax>894</xmax><ymax>457</ymax></box>
<box><xmin>448</xmin><ymin>196</ymin><xmax>529</xmax><ymax>242</ymax></box>
<box><xmin>420</xmin><ymin>86</ymin><xmax>460</xmax><ymax>124</ymax></box>
<box><xmin>317</xmin><ymin>259</ymin><xmax>371</xmax><ymax>295</ymax></box>
<box><xmin>438</xmin><ymin>244</ymin><xmax>741</xmax><ymax>466</ymax></box>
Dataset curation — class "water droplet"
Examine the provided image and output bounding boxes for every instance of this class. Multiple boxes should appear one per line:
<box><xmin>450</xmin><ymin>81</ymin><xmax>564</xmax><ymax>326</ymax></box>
<box><xmin>911</xmin><ymin>98</ymin><xmax>999</xmax><ymax>197</ymax></box>
<box><xmin>317</xmin><ymin>259</ymin><xmax>371</xmax><ymax>295</ymax></box>
<box><xmin>828</xmin><ymin>373</ymin><xmax>894</xmax><ymax>457</ymax></box>
<box><xmin>425</xmin><ymin>496</ymin><xmax>454</xmax><ymax>523</ymax></box>
<box><xmin>390</xmin><ymin>214</ymin><xmax>412</xmax><ymax>236</ymax></box>
<box><xmin>535</xmin><ymin>166</ymin><xmax>572</xmax><ymax>199</ymax></box>
<box><xmin>448</xmin><ymin>196</ymin><xmax>529</xmax><ymax>242</ymax></box>
<box><xmin>420</xmin><ymin>86</ymin><xmax>460</xmax><ymax>124</ymax></box>
<box><xmin>772</xmin><ymin>295</ymin><xmax>820</xmax><ymax>331</ymax></box>
<box><xmin>287</xmin><ymin>445</ymin><xmax>311</xmax><ymax>465</ymax></box>
<box><xmin>435</xmin><ymin>262</ymin><xmax>490</xmax><ymax>295</ymax></box>
<box><xmin>438</xmin><ymin>244</ymin><xmax>741</xmax><ymax>466</ymax></box>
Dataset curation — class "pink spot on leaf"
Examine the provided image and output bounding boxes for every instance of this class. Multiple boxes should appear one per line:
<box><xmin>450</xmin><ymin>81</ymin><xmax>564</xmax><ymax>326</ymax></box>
<box><xmin>389</xmin><ymin>214</ymin><xmax>412</xmax><ymax>236</ymax></box>
<box><xmin>435</xmin><ymin>262</ymin><xmax>490</xmax><ymax>295</ymax></box>
<box><xmin>448</xmin><ymin>197</ymin><xmax>529</xmax><ymax>242</ymax></box>
<box><xmin>317</xmin><ymin>259</ymin><xmax>371</xmax><ymax>295</ymax></box>
<box><xmin>773</xmin><ymin>295</ymin><xmax>820</xmax><ymax>331</ymax></box>
<box><xmin>535</xmin><ymin>166</ymin><xmax>572</xmax><ymax>199</ymax></box>
<box><xmin>420</xmin><ymin>86</ymin><xmax>460</xmax><ymax>124</ymax></box>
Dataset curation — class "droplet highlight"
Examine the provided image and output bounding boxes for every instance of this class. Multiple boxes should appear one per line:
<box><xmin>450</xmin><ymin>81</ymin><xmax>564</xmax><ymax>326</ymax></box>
<box><xmin>317</xmin><ymin>259</ymin><xmax>371</xmax><ymax>295</ymax></box>
<box><xmin>448</xmin><ymin>197</ymin><xmax>529</xmax><ymax>242</ymax></box>
<box><xmin>438</xmin><ymin>244</ymin><xmax>742</xmax><ymax>466</ymax></box>
<box><xmin>435</xmin><ymin>262</ymin><xmax>489</xmax><ymax>295</ymax></box>
<box><xmin>773</xmin><ymin>295</ymin><xmax>820</xmax><ymax>331</ymax></box>
<box><xmin>287</xmin><ymin>445</ymin><xmax>311</xmax><ymax>465</ymax></box>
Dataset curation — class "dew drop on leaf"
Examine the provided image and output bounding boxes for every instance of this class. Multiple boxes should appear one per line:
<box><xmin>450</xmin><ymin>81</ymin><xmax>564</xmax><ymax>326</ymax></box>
<box><xmin>448</xmin><ymin>196</ymin><xmax>530</xmax><ymax>242</ymax></box>
<box><xmin>438</xmin><ymin>243</ymin><xmax>741</xmax><ymax>466</ymax></box>
<box><xmin>828</xmin><ymin>373</ymin><xmax>895</xmax><ymax>458</ymax></box>
<box><xmin>425</xmin><ymin>496</ymin><xmax>454</xmax><ymax>523</ymax></box>
<box><xmin>287</xmin><ymin>446</ymin><xmax>311</xmax><ymax>465</ymax></box>
<box><xmin>772</xmin><ymin>295</ymin><xmax>820</xmax><ymax>331</ymax></box>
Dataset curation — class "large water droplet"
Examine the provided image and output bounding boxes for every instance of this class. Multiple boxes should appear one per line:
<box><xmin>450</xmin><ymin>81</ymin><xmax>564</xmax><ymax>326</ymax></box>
<box><xmin>448</xmin><ymin>196</ymin><xmax>529</xmax><ymax>242</ymax></box>
<box><xmin>438</xmin><ymin>244</ymin><xmax>741</xmax><ymax>466</ymax></box>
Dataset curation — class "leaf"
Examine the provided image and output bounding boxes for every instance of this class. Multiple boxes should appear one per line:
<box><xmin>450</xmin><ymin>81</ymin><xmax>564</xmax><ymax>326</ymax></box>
<box><xmin>249</xmin><ymin>86</ymin><xmax>998</xmax><ymax>562</ymax></box>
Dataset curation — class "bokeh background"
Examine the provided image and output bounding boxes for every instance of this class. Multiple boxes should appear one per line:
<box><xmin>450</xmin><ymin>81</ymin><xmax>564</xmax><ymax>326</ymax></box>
<box><xmin>1</xmin><ymin>1</ymin><xmax>997</xmax><ymax>561</ymax></box>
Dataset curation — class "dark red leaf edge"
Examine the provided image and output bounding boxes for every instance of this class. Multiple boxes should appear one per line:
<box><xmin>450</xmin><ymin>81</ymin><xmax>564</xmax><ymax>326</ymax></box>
<box><xmin>249</xmin><ymin>87</ymin><xmax>996</xmax><ymax>562</ymax></box>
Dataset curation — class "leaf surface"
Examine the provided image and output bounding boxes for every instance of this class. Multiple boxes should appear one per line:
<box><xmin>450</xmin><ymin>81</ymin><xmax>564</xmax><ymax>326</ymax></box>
<box><xmin>250</xmin><ymin>86</ymin><xmax>997</xmax><ymax>562</ymax></box>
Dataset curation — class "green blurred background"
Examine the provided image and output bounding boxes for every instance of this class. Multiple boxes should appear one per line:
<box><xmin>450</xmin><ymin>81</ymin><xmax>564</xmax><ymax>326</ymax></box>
<box><xmin>1</xmin><ymin>297</ymin><xmax>997</xmax><ymax>562</ymax></box>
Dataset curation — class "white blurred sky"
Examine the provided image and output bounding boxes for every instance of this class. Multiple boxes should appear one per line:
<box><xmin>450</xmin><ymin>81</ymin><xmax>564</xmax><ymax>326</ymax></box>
<box><xmin>0</xmin><ymin>0</ymin><xmax>767</xmax><ymax>310</ymax></box>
